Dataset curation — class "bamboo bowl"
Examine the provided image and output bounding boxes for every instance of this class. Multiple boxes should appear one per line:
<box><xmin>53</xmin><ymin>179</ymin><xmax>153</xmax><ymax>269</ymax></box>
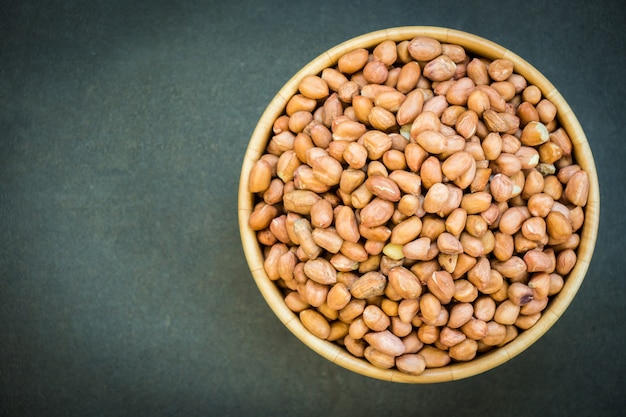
<box><xmin>238</xmin><ymin>27</ymin><xmax>599</xmax><ymax>383</ymax></box>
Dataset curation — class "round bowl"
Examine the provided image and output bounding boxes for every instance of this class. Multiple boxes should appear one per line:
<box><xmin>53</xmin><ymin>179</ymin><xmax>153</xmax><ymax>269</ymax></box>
<box><xmin>238</xmin><ymin>26</ymin><xmax>599</xmax><ymax>383</ymax></box>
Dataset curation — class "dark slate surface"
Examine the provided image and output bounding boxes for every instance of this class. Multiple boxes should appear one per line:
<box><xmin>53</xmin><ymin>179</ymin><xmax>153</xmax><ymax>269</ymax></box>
<box><xmin>1</xmin><ymin>1</ymin><xmax>624</xmax><ymax>416</ymax></box>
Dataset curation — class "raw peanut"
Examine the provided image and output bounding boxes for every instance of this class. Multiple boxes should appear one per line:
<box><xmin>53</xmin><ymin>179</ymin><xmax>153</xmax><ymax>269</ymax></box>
<box><xmin>461</xmin><ymin>191</ymin><xmax>492</xmax><ymax>214</ymax></box>
<box><xmin>304</xmin><ymin>257</ymin><xmax>336</xmax><ymax>285</ymax></box>
<box><xmin>277</xmin><ymin>149</ymin><xmax>301</xmax><ymax>183</ymax></box>
<box><xmin>395</xmin><ymin>353</ymin><xmax>426</xmax><ymax>375</ymax></box>
<box><xmin>499</xmin><ymin>206</ymin><xmax>531</xmax><ymax>235</ymax></box>
<box><xmin>494</xmin><ymin>300</ymin><xmax>520</xmax><ymax>325</ymax></box>
<box><xmin>521</xmin><ymin>216</ymin><xmax>547</xmax><ymax>241</ymax></box>
<box><xmin>368</xmin><ymin>106</ymin><xmax>396</xmax><ymax>131</ymax></box>
<box><xmin>363</xmin><ymin>305</ymin><xmax>391</xmax><ymax>331</ymax></box>
<box><xmin>402</xmin><ymin>237</ymin><xmax>432</xmax><ymax>260</ymax></box>
<box><xmin>326</xmin><ymin>283</ymin><xmax>352</xmax><ymax>310</ymax></box>
<box><xmin>557</xmin><ymin>164</ymin><xmax>581</xmax><ymax>184</ymax></box>
<box><xmin>445</xmin><ymin>207</ymin><xmax>468</xmax><ymax>237</ymax></box>
<box><xmin>492</xmin><ymin>153</ymin><xmax>522</xmax><ymax>177</ymax></box>
<box><xmin>288</xmin><ymin>110</ymin><xmax>314</xmax><ymax>133</ymax></box>
<box><xmin>321</xmin><ymin>67</ymin><xmax>349</xmax><ymax>92</ymax></box>
<box><xmin>453</xmin><ymin>279</ymin><xmax>479</xmax><ymax>303</ymax></box>
<box><xmin>461</xmin><ymin>318</ymin><xmax>488</xmax><ymax>340</ymax></box>
<box><xmin>264</xmin><ymin>243</ymin><xmax>289</xmax><ymax>280</ymax></box>
<box><xmin>361</xmin><ymin>130</ymin><xmax>393</xmax><ymax>160</ymax></box>
<box><xmin>481</xmin><ymin>321</ymin><xmax>507</xmax><ymax>346</ymax></box>
<box><xmin>448</xmin><ymin>303</ymin><xmax>474</xmax><ymax>329</ymax></box>
<box><xmin>423</xmin><ymin>183</ymin><xmax>450</xmax><ymax>214</ymax></box>
<box><xmin>328</xmin><ymin>321</ymin><xmax>350</xmax><ymax>342</ymax></box>
<box><xmin>490</xmin><ymin>81</ymin><xmax>516</xmax><ymax>101</ymax></box>
<box><xmin>441</xmin><ymin>43</ymin><xmax>467</xmax><ymax>63</ymax></box>
<box><xmin>318</xmin><ymin>303</ymin><xmax>339</xmax><ymax>321</ymax></box>
<box><xmin>268</xmin><ymin>131</ymin><xmax>295</xmax><ymax>155</ymax></box>
<box><xmin>423</xmin><ymin>55</ymin><xmax>457</xmax><ymax>81</ymax></box>
<box><xmin>482</xmin><ymin>132</ymin><xmax>502</xmax><ymax>161</ymax></box>
<box><xmin>306</xmin><ymin>120</ymin><xmax>333</xmax><ymax>148</ymax></box>
<box><xmin>286</xmin><ymin>94</ymin><xmax>317</xmax><ymax>116</ymax></box>
<box><xmin>299</xmin><ymin>75</ymin><xmax>329</xmax><ymax>100</ymax></box>
<box><xmin>342</xmin><ymin>142</ymin><xmax>368</xmax><ymax>170</ymax></box>
<box><xmin>363</xmin><ymin>60</ymin><xmax>389</xmax><ymax>85</ymax></box>
<box><xmin>388</xmin><ymin>170</ymin><xmax>421</xmax><ymax>196</ymax></box>
<box><xmin>564</xmin><ymin>170</ymin><xmax>590</xmax><ymax>207</ymax></box>
<box><xmin>474</xmin><ymin>295</ymin><xmax>496</xmax><ymax>321</ymax></box>
<box><xmin>340</xmin><ymin>241</ymin><xmax>369</xmax><ymax>263</ymax></box>
<box><xmin>548</xmin><ymin>273</ymin><xmax>565</xmax><ymax>296</ymax></box>
<box><xmin>437</xmin><ymin>232</ymin><xmax>464</xmax><ymax>254</ymax></box>
<box><xmin>398</xmin><ymin>194</ymin><xmax>420</xmax><ymax>217</ymax></box>
<box><xmin>427</xmin><ymin>270</ymin><xmax>455</xmax><ymax>304</ymax></box>
<box><xmin>546</xmin><ymin>211</ymin><xmax>572</xmax><ymax>243</ymax></box>
<box><xmin>364</xmin><ymin>346</ymin><xmax>396</xmax><ymax>369</ymax></box>
<box><xmin>408</xmin><ymin>36</ymin><xmax>442</xmax><ymax>61</ymax></box>
<box><xmin>508</xmin><ymin>282</ymin><xmax>534</xmax><ymax>306</ymax></box>
<box><xmin>556</xmin><ymin>249</ymin><xmax>577</xmax><ymax>276</ymax></box>
<box><xmin>520</xmin><ymin>296</ymin><xmax>549</xmax><ymax>315</ymax></box>
<box><xmin>517</xmin><ymin>101</ymin><xmax>540</xmax><ymax>126</ymax></box>
<box><xmin>375</xmin><ymin>90</ymin><xmax>406</xmax><ymax>112</ymax></box>
<box><xmin>248</xmin><ymin>159</ymin><xmax>273</xmax><ymax>193</ymax></box>
<box><xmin>524</xmin><ymin>248</ymin><xmax>556</xmax><ymax>273</ymax></box>
<box><xmin>396</xmin><ymin>61</ymin><xmax>422</xmax><ymax>94</ymax></box>
<box><xmin>417</xmin><ymin>324</ymin><xmax>440</xmax><ymax>344</ymax></box>
<box><xmin>420</xmin><ymin>156</ymin><xmax>443</xmax><ymax>189</ymax></box>
<box><xmin>477</xmin><ymin>85</ymin><xmax>507</xmax><ymax>112</ymax></box>
<box><xmin>515</xmin><ymin>146</ymin><xmax>540</xmax><ymax>170</ymax></box>
<box><xmin>488</xmin><ymin>59</ymin><xmax>514</xmax><ymax>81</ymax></box>
<box><xmin>390</xmin><ymin>216</ymin><xmax>423</xmax><ymax>245</ymax></box>
<box><xmin>536</xmin><ymin>98</ymin><xmax>557</xmax><ymax>124</ymax></box>
<box><xmin>419</xmin><ymin>293</ymin><xmax>442</xmax><ymax>325</ymax></box>
<box><xmin>381</xmin><ymin>298</ymin><xmax>399</xmax><ymax>317</ymax></box>
<box><xmin>460</xmin><ymin>232</ymin><xmax>485</xmax><ymax>257</ymax></box>
<box><xmin>249</xmin><ymin>202</ymin><xmax>279</xmax><ymax>231</ymax></box>
<box><xmin>352</xmin><ymin>95</ymin><xmax>374</xmax><ymax>124</ymax></box>
<box><xmin>543</xmin><ymin>175</ymin><xmax>563</xmax><ymax>201</ymax></box>
<box><xmin>329</xmin><ymin>253</ymin><xmax>359</xmax><ymax>272</ymax></box>
<box><xmin>338</xmin><ymin>48</ymin><xmax>369</xmax><ymax>74</ymax></box>
<box><xmin>482</xmin><ymin>109</ymin><xmax>509</xmax><ymax>133</ymax></box>
<box><xmin>522</xmin><ymin>85</ymin><xmax>542</xmax><ymax>105</ymax></box>
<box><xmin>364</xmin><ymin>330</ymin><xmax>406</xmax><ymax>357</ymax></box>
<box><xmin>452</xmin><ymin>253</ymin><xmax>478</xmax><ymax>280</ymax></box>
<box><xmin>295</xmin><ymin>164</ymin><xmax>331</xmax><ymax>192</ymax></box>
<box><xmin>339</xmin><ymin>169</ymin><xmax>365</xmax><ymax>195</ymax></box>
<box><xmin>549</xmin><ymin>127</ymin><xmax>573</xmax><ymax>156</ymax></box>
<box><xmin>538</xmin><ymin>141</ymin><xmax>563</xmax><ymax>164</ymax></box>
<box><xmin>419</xmin><ymin>215</ymin><xmax>446</xmax><ymax>240</ymax></box>
<box><xmin>293</xmin><ymin>218</ymin><xmax>321</xmax><ymax>259</ymax></box>
<box><xmin>386</xmin><ymin>266</ymin><xmax>422</xmax><ymax>300</ymax></box>
<box><xmin>489</xmin><ymin>173</ymin><xmax>515</xmax><ymax>203</ymax></box>
<box><xmin>418</xmin><ymin>346</ymin><xmax>451</xmax><ymax>368</ymax></box>
<box><xmin>391</xmin><ymin>316</ymin><xmax>414</xmax><ymax>338</ymax></box>
<box><xmin>309</xmin><ymin>199</ymin><xmax>333</xmax><ymax>229</ymax></box>
<box><xmin>285</xmin><ymin>291</ymin><xmax>310</xmax><ymax>313</ymax></box>
<box><xmin>497</xmin><ymin>324</ymin><xmax>519</xmax><ymax>347</ymax></box>
<box><xmin>365</xmin><ymin>176</ymin><xmax>401</xmax><ymax>202</ymax></box>
<box><xmin>311</xmin><ymin>227</ymin><xmax>344</xmax><ymax>254</ymax></box>
<box><xmin>449</xmin><ymin>339</ymin><xmax>478</xmax><ymax>361</ymax></box>
<box><xmin>411</xmin><ymin>111</ymin><xmax>442</xmax><ymax>138</ymax></box>
<box><xmin>520</xmin><ymin>121</ymin><xmax>549</xmax><ymax>146</ymax></box>
<box><xmin>528</xmin><ymin>272</ymin><xmax>551</xmax><ymax>300</ymax></box>
<box><xmin>441</xmin><ymin>151</ymin><xmax>474</xmax><ymax>182</ymax></box>
<box><xmin>300</xmin><ymin>309</ymin><xmax>330</xmax><ymax>339</ymax></box>
<box><xmin>396</xmin><ymin>88</ymin><xmax>425</xmax><ymax>125</ymax></box>
<box><xmin>467</xmin><ymin>89</ymin><xmax>491</xmax><ymax>117</ymax></box>
<box><xmin>332</xmin><ymin>208</ymin><xmax>359</xmax><ymax>245</ymax></box>
<box><xmin>438</xmin><ymin>253</ymin><xmax>458</xmax><ymax>273</ymax></box>
<box><xmin>332</xmin><ymin>119</ymin><xmax>367</xmax><ymax>142</ymax></box>
<box><xmin>278</xmin><ymin>250</ymin><xmax>298</xmax><ymax>281</ymax></box>
<box><xmin>350</xmin><ymin>182</ymin><xmax>373</xmax><ymax>209</ymax></box>
<box><xmin>491</xmin><ymin>256</ymin><xmax>528</xmax><ymax>282</ymax></box>
<box><xmin>446</xmin><ymin>78</ymin><xmax>475</xmax><ymax>106</ymax></box>
<box><xmin>337</xmin><ymin>80</ymin><xmax>360</xmax><ymax>103</ymax></box>
<box><xmin>359</xmin><ymin>198</ymin><xmax>394</xmax><ymax>228</ymax></box>
<box><xmin>311</xmin><ymin>155</ymin><xmax>343</xmax><ymax>186</ymax></box>
<box><xmin>416</xmin><ymin>130</ymin><xmax>447</xmax><ymax>154</ymax></box>
<box><xmin>344</xmin><ymin>335</ymin><xmax>366</xmax><ymax>357</ymax></box>
<box><xmin>527</xmin><ymin>193</ymin><xmax>554</xmax><ymax>218</ymax></box>
<box><xmin>514</xmin><ymin>312</ymin><xmax>542</xmax><ymax>330</ymax></box>
<box><xmin>263</xmin><ymin>178</ymin><xmax>284</xmax><ymax>206</ymax></box>
<box><xmin>360</xmin><ymin>224</ymin><xmax>392</xmax><ymax>242</ymax></box>
<box><xmin>398</xmin><ymin>299</ymin><xmax>420</xmax><ymax>323</ymax></box>
<box><xmin>422</xmin><ymin>95</ymin><xmax>449</xmax><ymax>117</ymax></box>
<box><xmin>467</xmin><ymin>58</ymin><xmax>490</xmax><ymax>85</ymax></box>
<box><xmin>339</xmin><ymin>298</ymin><xmax>367</xmax><ymax>323</ymax></box>
<box><xmin>293</xmin><ymin>133</ymin><xmax>314</xmax><ymax>164</ymax></box>
<box><xmin>439</xmin><ymin>327</ymin><xmax>467</xmax><ymax>348</ymax></box>
<box><xmin>350</xmin><ymin>271</ymin><xmax>387</xmax><ymax>299</ymax></box>
<box><xmin>465</xmin><ymin>215</ymin><xmax>488</xmax><ymax>238</ymax></box>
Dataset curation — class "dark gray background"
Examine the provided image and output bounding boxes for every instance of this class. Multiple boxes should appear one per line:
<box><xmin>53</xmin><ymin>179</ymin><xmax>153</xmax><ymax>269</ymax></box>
<box><xmin>1</xmin><ymin>0</ymin><xmax>624</xmax><ymax>416</ymax></box>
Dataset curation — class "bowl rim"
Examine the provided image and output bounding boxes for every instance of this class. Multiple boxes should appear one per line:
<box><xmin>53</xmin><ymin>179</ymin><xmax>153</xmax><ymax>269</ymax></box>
<box><xmin>238</xmin><ymin>26</ymin><xmax>600</xmax><ymax>383</ymax></box>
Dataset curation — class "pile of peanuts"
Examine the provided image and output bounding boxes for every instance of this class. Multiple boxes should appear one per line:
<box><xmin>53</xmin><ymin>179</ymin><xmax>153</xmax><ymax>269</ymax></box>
<box><xmin>247</xmin><ymin>36</ymin><xmax>590</xmax><ymax>375</ymax></box>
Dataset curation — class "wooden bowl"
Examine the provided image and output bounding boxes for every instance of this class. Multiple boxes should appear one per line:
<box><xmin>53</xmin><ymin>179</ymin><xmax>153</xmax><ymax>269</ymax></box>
<box><xmin>238</xmin><ymin>27</ymin><xmax>600</xmax><ymax>383</ymax></box>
